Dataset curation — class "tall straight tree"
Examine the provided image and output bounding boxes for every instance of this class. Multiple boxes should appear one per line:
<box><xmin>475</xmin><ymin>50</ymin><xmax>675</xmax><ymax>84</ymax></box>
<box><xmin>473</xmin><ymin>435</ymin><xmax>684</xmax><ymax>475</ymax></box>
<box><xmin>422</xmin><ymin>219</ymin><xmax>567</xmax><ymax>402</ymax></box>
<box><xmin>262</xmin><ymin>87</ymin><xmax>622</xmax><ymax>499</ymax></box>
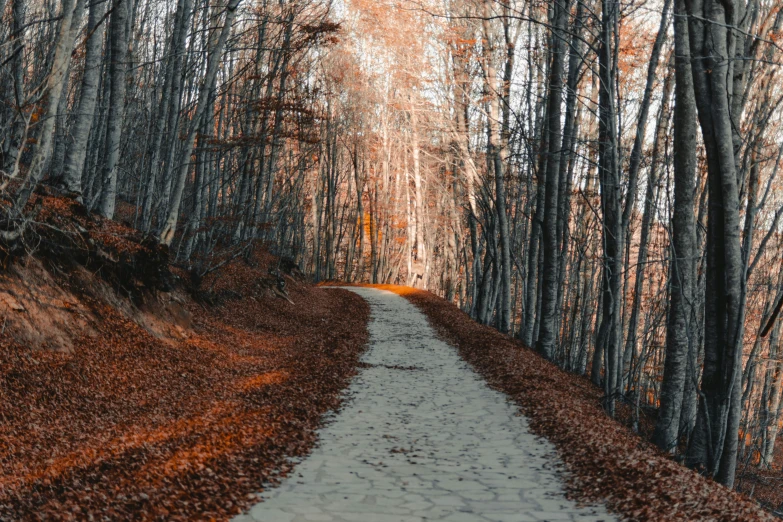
<box><xmin>97</xmin><ymin>0</ymin><xmax>129</xmax><ymax>218</ymax></box>
<box><xmin>536</xmin><ymin>0</ymin><xmax>569</xmax><ymax>359</ymax></box>
<box><xmin>652</xmin><ymin>0</ymin><xmax>697</xmax><ymax>453</ymax></box>
<box><xmin>2</xmin><ymin>0</ymin><xmax>27</xmax><ymax>177</ymax></box>
<box><xmin>141</xmin><ymin>0</ymin><xmax>194</xmax><ymax>232</ymax></box>
<box><xmin>684</xmin><ymin>0</ymin><xmax>747</xmax><ymax>487</ymax></box>
<box><xmin>595</xmin><ymin>0</ymin><xmax>623</xmax><ymax>416</ymax></box>
<box><xmin>619</xmin><ymin>0</ymin><xmax>672</xmax><ymax>379</ymax></box>
<box><xmin>60</xmin><ymin>0</ymin><xmax>107</xmax><ymax>196</ymax></box>
<box><xmin>159</xmin><ymin>0</ymin><xmax>242</xmax><ymax>246</ymax></box>
<box><xmin>623</xmin><ymin>61</ymin><xmax>674</xmax><ymax>387</ymax></box>
<box><xmin>14</xmin><ymin>0</ymin><xmax>85</xmax><ymax>211</ymax></box>
<box><xmin>481</xmin><ymin>0</ymin><xmax>512</xmax><ymax>334</ymax></box>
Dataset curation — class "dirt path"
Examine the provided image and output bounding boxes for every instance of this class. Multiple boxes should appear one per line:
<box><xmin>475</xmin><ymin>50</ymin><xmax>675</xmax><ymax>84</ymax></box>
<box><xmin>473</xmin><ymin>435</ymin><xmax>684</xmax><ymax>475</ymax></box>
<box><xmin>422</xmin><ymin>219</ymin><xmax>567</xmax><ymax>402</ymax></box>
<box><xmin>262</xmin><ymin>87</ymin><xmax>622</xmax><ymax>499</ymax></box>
<box><xmin>236</xmin><ymin>287</ymin><xmax>614</xmax><ymax>522</ymax></box>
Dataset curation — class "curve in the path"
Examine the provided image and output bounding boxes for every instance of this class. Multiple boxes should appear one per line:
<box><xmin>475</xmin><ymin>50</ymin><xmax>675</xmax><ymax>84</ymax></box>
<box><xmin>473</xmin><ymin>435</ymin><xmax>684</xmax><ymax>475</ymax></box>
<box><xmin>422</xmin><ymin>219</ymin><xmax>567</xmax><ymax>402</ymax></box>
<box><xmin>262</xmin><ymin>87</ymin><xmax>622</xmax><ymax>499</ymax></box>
<box><xmin>235</xmin><ymin>287</ymin><xmax>615</xmax><ymax>522</ymax></box>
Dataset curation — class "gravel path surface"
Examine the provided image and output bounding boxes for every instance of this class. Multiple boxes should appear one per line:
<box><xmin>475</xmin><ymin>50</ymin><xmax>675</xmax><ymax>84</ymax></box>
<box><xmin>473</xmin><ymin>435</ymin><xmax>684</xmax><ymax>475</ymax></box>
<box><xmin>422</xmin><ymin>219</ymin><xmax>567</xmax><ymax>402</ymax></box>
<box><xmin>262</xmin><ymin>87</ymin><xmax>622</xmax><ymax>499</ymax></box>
<box><xmin>235</xmin><ymin>287</ymin><xmax>615</xmax><ymax>522</ymax></box>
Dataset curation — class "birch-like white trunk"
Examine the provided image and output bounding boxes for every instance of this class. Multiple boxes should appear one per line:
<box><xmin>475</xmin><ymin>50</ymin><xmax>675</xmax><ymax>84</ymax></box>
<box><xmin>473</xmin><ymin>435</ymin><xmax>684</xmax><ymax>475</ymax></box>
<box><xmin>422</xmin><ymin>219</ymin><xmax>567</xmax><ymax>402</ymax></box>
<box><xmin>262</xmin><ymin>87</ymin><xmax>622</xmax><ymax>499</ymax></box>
<box><xmin>97</xmin><ymin>0</ymin><xmax>130</xmax><ymax>218</ymax></box>
<box><xmin>159</xmin><ymin>0</ymin><xmax>242</xmax><ymax>246</ymax></box>
<box><xmin>15</xmin><ymin>0</ymin><xmax>85</xmax><ymax>211</ymax></box>
<box><xmin>60</xmin><ymin>0</ymin><xmax>107</xmax><ymax>196</ymax></box>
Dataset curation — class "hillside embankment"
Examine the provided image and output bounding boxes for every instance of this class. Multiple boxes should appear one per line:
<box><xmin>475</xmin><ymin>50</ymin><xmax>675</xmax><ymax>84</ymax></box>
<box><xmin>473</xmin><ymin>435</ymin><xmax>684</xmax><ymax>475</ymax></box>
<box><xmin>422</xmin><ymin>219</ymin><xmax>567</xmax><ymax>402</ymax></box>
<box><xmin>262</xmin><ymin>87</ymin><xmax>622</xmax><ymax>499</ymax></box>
<box><xmin>0</xmin><ymin>195</ymin><xmax>369</xmax><ymax>521</ymax></box>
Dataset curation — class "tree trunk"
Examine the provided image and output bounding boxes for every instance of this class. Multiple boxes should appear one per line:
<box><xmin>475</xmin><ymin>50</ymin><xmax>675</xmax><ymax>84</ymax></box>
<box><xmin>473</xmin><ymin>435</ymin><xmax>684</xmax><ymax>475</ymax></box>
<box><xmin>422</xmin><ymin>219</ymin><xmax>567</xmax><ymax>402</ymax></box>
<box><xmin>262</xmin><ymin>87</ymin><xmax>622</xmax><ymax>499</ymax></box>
<box><xmin>536</xmin><ymin>0</ymin><xmax>569</xmax><ymax>359</ymax></box>
<box><xmin>60</xmin><ymin>0</ymin><xmax>107</xmax><ymax>196</ymax></box>
<box><xmin>685</xmin><ymin>0</ymin><xmax>746</xmax><ymax>488</ymax></box>
<box><xmin>141</xmin><ymin>0</ymin><xmax>193</xmax><ymax>232</ymax></box>
<box><xmin>159</xmin><ymin>0</ymin><xmax>242</xmax><ymax>246</ymax></box>
<box><xmin>3</xmin><ymin>0</ymin><xmax>27</xmax><ymax>177</ymax></box>
<box><xmin>97</xmin><ymin>0</ymin><xmax>130</xmax><ymax>218</ymax></box>
<box><xmin>652</xmin><ymin>0</ymin><xmax>697</xmax><ymax>452</ymax></box>
<box><xmin>14</xmin><ymin>0</ymin><xmax>85</xmax><ymax>211</ymax></box>
<box><xmin>624</xmin><ymin>63</ymin><xmax>673</xmax><ymax>391</ymax></box>
<box><xmin>595</xmin><ymin>0</ymin><xmax>623</xmax><ymax>416</ymax></box>
<box><xmin>481</xmin><ymin>0</ymin><xmax>512</xmax><ymax>334</ymax></box>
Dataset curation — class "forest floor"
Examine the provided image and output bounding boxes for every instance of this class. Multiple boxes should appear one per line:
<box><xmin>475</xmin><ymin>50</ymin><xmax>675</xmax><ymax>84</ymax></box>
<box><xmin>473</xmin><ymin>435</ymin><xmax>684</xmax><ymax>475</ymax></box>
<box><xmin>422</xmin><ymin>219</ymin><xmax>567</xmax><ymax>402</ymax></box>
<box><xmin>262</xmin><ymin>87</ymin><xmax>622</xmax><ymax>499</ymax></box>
<box><xmin>0</xmin><ymin>196</ymin><xmax>370</xmax><ymax>521</ymax></box>
<box><xmin>0</xmin><ymin>195</ymin><xmax>778</xmax><ymax>521</ymax></box>
<box><xmin>364</xmin><ymin>284</ymin><xmax>776</xmax><ymax>522</ymax></box>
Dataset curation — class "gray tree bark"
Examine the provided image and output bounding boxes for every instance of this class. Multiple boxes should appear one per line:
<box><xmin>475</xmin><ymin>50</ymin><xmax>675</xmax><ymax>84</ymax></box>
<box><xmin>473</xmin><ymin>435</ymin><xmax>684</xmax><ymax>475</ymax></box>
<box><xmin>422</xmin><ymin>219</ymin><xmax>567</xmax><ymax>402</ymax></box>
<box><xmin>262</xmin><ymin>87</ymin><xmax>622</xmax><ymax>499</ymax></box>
<box><xmin>160</xmin><ymin>0</ymin><xmax>242</xmax><ymax>246</ymax></box>
<box><xmin>97</xmin><ymin>0</ymin><xmax>130</xmax><ymax>218</ymax></box>
<box><xmin>595</xmin><ymin>0</ymin><xmax>623</xmax><ymax>416</ymax></box>
<box><xmin>684</xmin><ymin>0</ymin><xmax>747</xmax><ymax>488</ymax></box>
<box><xmin>623</xmin><ymin>63</ymin><xmax>673</xmax><ymax>391</ymax></box>
<box><xmin>15</xmin><ymin>0</ymin><xmax>85</xmax><ymax>211</ymax></box>
<box><xmin>481</xmin><ymin>1</ymin><xmax>512</xmax><ymax>334</ymax></box>
<box><xmin>652</xmin><ymin>0</ymin><xmax>697</xmax><ymax>452</ymax></box>
<box><xmin>2</xmin><ymin>0</ymin><xmax>27</xmax><ymax>177</ymax></box>
<box><xmin>60</xmin><ymin>0</ymin><xmax>107</xmax><ymax>196</ymax></box>
<box><xmin>141</xmin><ymin>0</ymin><xmax>194</xmax><ymax>232</ymax></box>
<box><xmin>536</xmin><ymin>0</ymin><xmax>569</xmax><ymax>359</ymax></box>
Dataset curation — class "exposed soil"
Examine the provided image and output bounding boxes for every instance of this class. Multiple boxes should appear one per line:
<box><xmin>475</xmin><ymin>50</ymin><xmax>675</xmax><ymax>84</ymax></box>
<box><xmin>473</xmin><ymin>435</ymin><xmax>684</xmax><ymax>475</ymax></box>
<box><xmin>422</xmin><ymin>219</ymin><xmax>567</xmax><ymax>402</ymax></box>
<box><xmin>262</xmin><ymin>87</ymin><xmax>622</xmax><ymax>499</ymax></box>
<box><xmin>370</xmin><ymin>284</ymin><xmax>775</xmax><ymax>522</ymax></box>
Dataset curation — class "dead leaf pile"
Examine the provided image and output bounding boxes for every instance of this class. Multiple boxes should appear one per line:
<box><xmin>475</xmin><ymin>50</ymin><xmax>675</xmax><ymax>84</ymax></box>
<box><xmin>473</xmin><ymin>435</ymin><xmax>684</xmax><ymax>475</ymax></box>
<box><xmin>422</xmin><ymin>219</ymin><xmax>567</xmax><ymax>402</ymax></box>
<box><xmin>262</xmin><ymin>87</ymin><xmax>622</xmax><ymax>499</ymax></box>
<box><xmin>0</xmin><ymin>250</ymin><xmax>369</xmax><ymax>520</ymax></box>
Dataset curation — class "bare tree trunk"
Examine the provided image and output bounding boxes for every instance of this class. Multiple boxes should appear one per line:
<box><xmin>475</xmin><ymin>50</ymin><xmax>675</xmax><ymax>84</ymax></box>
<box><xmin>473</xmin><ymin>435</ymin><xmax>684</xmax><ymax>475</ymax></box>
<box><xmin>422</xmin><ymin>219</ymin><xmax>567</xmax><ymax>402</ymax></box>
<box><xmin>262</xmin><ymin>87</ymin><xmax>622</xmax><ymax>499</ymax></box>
<box><xmin>14</xmin><ymin>0</ymin><xmax>85</xmax><ymax>211</ymax></box>
<box><xmin>60</xmin><ymin>0</ymin><xmax>107</xmax><ymax>196</ymax></box>
<box><xmin>354</xmin><ymin>144</ymin><xmax>365</xmax><ymax>281</ymax></box>
<box><xmin>762</xmin><ymin>336</ymin><xmax>783</xmax><ymax>466</ymax></box>
<box><xmin>624</xmin><ymin>64</ymin><xmax>673</xmax><ymax>390</ymax></box>
<box><xmin>141</xmin><ymin>0</ymin><xmax>193</xmax><ymax>232</ymax></box>
<box><xmin>257</xmin><ymin>7</ymin><xmax>294</xmax><ymax>229</ymax></box>
<box><xmin>481</xmin><ymin>0</ymin><xmax>511</xmax><ymax>334</ymax></box>
<box><xmin>97</xmin><ymin>0</ymin><xmax>130</xmax><ymax>218</ymax></box>
<box><xmin>2</xmin><ymin>0</ymin><xmax>27</xmax><ymax>176</ymax></box>
<box><xmin>536</xmin><ymin>0</ymin><xmax>569</xmax><ymax>359</ymax></box>
<box><xmin>685</xmin><ymin>0</ymin><xmax>746</xmax><ymax>488</ymax></box>
<box><xmin>652</xmin><ymin>0</ymin><xmax>697</xmax><ymax>452</ymax></box>
<box><xmin>160</xmin><ymin>0</ymin><xmax>242</xmax><ymax>246</ymax></box>
<box><xmin>411</xmin><ymin>105</ymin><xmax>427</xmax><ymax>287</ymax></box>
<box><xmin>620</xmin><ymin>0</ymin><xmax>672</xmax><ymax>233</ymax></box>
<box><xmin>554</xmin><ymin>0</ymin><xmax>586</xmax><ymax>348</ymax></box>
<box><xmin>596</xmin><ymin>0</ymin><xmax>623</xmax><ymax>416</ymax></box>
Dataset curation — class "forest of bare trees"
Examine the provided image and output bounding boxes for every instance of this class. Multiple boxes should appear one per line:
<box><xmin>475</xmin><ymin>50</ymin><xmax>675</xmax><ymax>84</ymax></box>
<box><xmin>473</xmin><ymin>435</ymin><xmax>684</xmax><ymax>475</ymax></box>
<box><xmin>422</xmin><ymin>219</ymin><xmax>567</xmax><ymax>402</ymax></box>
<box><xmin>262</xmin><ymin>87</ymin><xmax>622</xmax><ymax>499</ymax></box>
<box><xmin>2</xmin><ymin>0</ymin><xmax>783</xmax><ymax>502</ymax></box>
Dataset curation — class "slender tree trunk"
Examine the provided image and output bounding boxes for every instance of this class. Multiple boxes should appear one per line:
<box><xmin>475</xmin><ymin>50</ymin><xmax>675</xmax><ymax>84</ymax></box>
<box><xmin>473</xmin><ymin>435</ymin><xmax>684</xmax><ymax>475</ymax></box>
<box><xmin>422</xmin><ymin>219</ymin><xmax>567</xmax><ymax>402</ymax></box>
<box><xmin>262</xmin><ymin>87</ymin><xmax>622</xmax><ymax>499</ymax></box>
<box><xmin>97</xmin><ymin>0</ymin><xmax>130</xmax><ymax>218</ymax></box>
<box><xmin>482</xmin><ymin>0</ymin><xmax>511</xmax><ymax>334</ymax></box>
<box><xmin>160</xmin><ymin>0</ymin><xmax>242</xmax><ymax>246</ymax></box>
<box><xmin>14</xmin><ymin>0</ymin><xmax>85</xmax><ymax>211</ymax></box>
<box><xmin>142</xmin><ymin>0</ymin><xmax>193</xmax><ymax>232</ymax></box>
<box><xmin>3</xmin><ymin>0</ymin><xmax>27</xmax><ymax>177</ymax></box>
<box><xmin>60</xmin><ymin>0</ymin><xmax>107</xmax><ymax>196</ymax></box>
<box><xmin>596</xmin><ymin>0</ymin><xmax>623</xmax><ymax>416</ymax></box>
<box><xmin>537</xmin><ymin>0</ymin><xmax>569</xmax><ymax>359</ymax></box>
<box><xmin>411</xmin><ymin>106</ymin><xmax>427</xmax><ymax>287</ymax></box>
<box><xmin>554</xmin><ymin>0</ymin><xmax>586</xmax><ymax>345</ymax></box>
<box><xmin>652</xmin><ymin>0</ymin><xmax>697</xmax><ymax>452</ymax></box>
<box><xmin>624</xmin><ymin>64</ymin><xmax>673</xmax><ymax>390</ymax></box>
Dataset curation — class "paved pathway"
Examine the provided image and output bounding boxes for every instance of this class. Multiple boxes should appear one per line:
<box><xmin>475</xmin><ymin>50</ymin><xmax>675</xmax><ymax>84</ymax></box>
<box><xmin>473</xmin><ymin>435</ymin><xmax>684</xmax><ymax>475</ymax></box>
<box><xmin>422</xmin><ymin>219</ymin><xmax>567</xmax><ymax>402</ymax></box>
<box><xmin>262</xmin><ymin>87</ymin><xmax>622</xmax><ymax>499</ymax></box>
<box><xmin>235</xmin><ymin>287</ymin><xmax>615</xmax><ymax>522</ymax></box>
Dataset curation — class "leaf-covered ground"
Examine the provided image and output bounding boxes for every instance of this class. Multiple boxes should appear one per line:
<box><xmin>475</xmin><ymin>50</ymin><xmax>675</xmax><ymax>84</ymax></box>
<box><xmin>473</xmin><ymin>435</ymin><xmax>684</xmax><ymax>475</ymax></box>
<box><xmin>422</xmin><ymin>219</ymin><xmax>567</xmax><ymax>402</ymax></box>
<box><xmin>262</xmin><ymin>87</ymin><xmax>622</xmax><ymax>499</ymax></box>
<box><xmin>371</xmin><ymin>285</ymin><xmax>774</xmax><ymax>522</ymax></box>
<box><xmin>0</xmin><ymin>253</ymin><xmax>369</xmax><ymax>521</ymax></box>
<box><xmin>737</xmin><ymin>456</ymin><xmax>783</xmax><ymax>518</ymax></box>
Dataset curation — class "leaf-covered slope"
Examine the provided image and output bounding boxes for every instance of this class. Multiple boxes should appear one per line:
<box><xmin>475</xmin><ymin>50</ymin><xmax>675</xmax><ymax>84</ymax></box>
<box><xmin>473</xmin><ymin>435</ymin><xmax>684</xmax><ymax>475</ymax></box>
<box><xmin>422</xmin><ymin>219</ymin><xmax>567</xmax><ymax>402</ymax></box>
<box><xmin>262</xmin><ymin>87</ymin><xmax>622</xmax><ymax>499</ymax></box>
<box><xmin>0</xmin><ymin>204</ymin><xmax>370</xmax><ymax>521</ymax></box>
<box><xmin>376</xmin><ymin>284</ymin><xmax>774</xmax><ymax>522</ymax></box>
